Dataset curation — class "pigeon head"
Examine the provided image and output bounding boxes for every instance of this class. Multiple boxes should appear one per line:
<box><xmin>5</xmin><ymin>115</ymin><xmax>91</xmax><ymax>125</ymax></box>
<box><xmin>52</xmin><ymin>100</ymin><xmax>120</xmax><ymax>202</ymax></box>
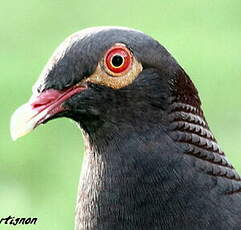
<box><xmin>10</xmin><ymin>27</ymin><xmax>241</xmax><ymax>230</ymax></box>
<box><xmin>10</xmin><ymin>26</ymin><xmax>200</xmax><ymax>140</ymax></box>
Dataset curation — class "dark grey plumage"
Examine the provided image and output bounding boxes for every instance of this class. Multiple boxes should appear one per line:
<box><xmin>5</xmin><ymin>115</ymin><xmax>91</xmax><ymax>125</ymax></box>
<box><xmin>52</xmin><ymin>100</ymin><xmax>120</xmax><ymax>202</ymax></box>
<box><xmin>18</xmin><ymin>27</ymin><xmax>241</xmax><ymax>229</ymax></box>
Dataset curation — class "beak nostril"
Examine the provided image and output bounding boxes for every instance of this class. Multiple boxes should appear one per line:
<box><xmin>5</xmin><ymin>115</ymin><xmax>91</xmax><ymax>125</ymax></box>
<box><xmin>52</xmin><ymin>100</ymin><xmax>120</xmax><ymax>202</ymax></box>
<box><xmin>31</xmin><ymin>89</ymin><xmax>62</xmax><ymax>109</ymax></box>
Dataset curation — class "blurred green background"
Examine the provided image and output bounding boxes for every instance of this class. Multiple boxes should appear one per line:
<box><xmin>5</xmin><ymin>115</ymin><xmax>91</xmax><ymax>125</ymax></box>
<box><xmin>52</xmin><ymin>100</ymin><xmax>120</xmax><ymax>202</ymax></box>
<box><xmin>0</xmin><ymin>0</ymin><xmax>240</xmax><ymax>229</ymax></box>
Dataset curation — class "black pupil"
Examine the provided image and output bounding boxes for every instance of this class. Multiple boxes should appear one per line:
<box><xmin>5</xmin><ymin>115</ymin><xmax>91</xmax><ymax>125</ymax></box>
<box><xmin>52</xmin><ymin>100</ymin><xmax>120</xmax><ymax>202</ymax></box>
<box><xmin>112</xmin><ymin>55</ymin><xmax>123</xmax><ymax>67</ymax></box>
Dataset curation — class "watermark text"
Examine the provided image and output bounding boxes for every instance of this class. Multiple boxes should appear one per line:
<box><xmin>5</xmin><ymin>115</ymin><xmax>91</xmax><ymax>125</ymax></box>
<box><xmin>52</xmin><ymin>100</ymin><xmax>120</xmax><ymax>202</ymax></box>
<box><xmin>0</xmin><ymin>216</ymin><xmax>38</xmax><ymax>226</ymax></box>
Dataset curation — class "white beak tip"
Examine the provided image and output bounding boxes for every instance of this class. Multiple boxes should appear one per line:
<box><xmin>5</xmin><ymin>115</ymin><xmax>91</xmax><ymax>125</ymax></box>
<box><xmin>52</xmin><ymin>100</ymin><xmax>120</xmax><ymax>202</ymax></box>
<box><xmin>10</xmin><ymin>103</ymin><xmax>37</xmax><ymax>141</ymax></box>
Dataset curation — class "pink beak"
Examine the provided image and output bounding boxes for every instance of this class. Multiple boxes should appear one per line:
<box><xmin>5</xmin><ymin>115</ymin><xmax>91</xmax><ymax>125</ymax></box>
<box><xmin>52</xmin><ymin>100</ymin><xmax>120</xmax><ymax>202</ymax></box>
<box><xmin>10</xmin><ymin>85</ymin><xmax>87</xmax><ymax>140</ymax></box>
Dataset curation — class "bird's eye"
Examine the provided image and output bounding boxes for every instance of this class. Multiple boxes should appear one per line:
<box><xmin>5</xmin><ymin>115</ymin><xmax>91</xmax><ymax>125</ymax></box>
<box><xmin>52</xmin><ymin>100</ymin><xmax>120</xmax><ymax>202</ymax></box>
<box><xmin>104</xmin><ymin>45</ymin><xmax>132</xmax><ymax>76</ymax></box>
<box><xmin>86</xmin><ymin>43</ymin><xmax>142</xmax><ymax>89</ymax></box>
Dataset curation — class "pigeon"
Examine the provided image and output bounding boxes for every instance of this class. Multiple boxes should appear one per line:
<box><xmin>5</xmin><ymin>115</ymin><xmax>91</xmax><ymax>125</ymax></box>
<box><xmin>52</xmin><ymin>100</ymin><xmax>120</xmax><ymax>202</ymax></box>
<box><xmin>11</xmin><ymin>27</ymin><xmax>241</xmax><ymax>230</ymax></box>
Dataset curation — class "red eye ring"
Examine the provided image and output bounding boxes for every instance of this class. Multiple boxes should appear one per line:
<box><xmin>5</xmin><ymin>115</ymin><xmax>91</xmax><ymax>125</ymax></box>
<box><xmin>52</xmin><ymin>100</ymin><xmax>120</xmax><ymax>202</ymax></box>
<box><xmin>104</xmin><ymin>45</ymin><xmax>132</xmax><ymax>75</ymax></box>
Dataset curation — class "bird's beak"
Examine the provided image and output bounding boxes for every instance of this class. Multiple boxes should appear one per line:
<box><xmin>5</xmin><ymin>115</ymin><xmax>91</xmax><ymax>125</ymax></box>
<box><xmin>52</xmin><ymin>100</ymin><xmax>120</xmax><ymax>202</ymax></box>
<box><xmin>10</xmin><ymin>85</ymin><xmax>87</xmax><ymax>141</ymax></box>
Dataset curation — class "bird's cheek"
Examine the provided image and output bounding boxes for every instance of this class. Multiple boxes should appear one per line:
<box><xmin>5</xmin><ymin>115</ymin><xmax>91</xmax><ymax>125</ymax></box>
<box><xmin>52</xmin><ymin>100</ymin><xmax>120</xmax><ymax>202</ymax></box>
<box><xmin>63</xmin><ymin>95</ymin><xmax>100</xmax><ymax>118</ymax></box>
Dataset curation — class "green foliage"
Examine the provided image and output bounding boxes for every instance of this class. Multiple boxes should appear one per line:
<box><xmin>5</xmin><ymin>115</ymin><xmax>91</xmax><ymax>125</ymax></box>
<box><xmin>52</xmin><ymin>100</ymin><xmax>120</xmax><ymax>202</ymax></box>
<box><xmin>0</xmin><ymin>0</ymin><xmax>240</xmax><ymax>229</ymax></box>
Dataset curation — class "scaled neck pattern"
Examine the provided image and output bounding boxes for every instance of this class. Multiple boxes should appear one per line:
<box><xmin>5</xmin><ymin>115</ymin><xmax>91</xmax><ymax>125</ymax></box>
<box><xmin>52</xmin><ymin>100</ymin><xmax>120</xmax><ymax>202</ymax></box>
<box><xmin>167</xmin><ymin>69</ymin><xmax>241</xmax><ymax>194</ymax></box>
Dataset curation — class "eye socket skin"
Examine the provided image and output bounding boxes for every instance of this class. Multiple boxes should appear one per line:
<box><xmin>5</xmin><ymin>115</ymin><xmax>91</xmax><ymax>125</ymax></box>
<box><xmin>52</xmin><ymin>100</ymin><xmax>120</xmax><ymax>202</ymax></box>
<box><xmin>84</xmin><ymin>43</ymin><xmax>143</xmax><ymax>89</ymax></box>
<box><xmin>104</xmin><ymin>44</ymin><xmax>133</xmax><ymax>76</ymax></box>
